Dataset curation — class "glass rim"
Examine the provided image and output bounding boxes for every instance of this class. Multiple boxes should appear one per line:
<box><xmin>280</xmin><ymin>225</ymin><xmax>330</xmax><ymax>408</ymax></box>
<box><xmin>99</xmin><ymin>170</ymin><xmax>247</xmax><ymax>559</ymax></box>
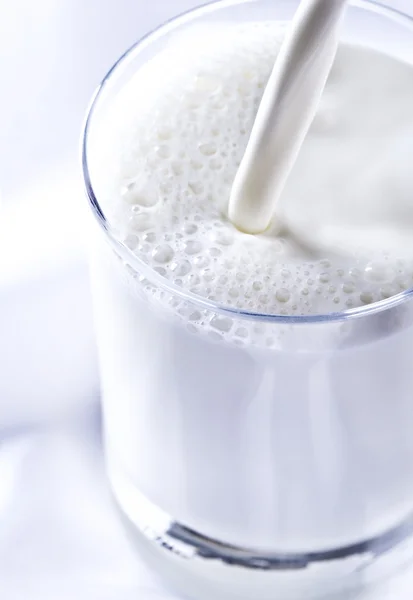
<box><xmin>81</xmin><ymin>0</ymin><xmax>413</xmax><ymax>325</ymax></box>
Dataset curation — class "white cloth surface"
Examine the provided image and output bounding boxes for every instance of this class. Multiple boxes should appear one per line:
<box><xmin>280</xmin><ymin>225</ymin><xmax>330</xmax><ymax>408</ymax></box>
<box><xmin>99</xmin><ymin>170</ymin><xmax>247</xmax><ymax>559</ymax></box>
<box><xmin>1</xmin><ymin>1</ymin><xmax>413</xmax><ymax>598</ymax></box>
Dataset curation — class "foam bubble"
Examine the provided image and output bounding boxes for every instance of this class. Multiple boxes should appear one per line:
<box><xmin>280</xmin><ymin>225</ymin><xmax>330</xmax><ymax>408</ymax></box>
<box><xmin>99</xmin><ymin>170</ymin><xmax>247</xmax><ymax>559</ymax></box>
<box><xmin>171</xmin><ymin>260</ymin><xmax>191</xmax><ymax>276</ymax></box>
<box><xmin>185</xmin><ymin>240</ymin><xmax>203</xmax><ymax>255</ymax></box>
<box><xmin>276</xmin><ymin>289</ymin><xmax>291</xmax><ymax>303</ymax></box>
<box><xmin>152</xmin><ymin>245</ymin><xmax>174</xmax><ymax>264</ymax></box>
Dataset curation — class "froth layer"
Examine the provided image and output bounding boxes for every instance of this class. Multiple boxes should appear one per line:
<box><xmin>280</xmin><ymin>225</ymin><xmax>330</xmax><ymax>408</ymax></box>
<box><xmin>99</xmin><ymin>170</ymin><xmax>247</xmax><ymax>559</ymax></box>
<box><xmin>93</xmin><ymin>23</ymin><xmax>413</xmax><ymax>316</ymax></box>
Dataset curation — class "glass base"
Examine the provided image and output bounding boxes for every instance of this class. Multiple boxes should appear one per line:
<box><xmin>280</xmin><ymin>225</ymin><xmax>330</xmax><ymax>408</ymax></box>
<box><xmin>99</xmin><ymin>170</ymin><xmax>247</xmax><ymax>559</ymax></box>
<box><xmin>109</xmin><ymin>464</ymin><xmax>413</xmax><ymax>600</ymax></box>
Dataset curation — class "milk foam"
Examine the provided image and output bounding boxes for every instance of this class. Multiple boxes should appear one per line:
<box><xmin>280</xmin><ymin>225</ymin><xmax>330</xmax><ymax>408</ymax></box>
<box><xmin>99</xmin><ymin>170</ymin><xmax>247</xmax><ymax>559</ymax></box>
<box><xmin>96</xmin><ymin>23</ymin><xmax>413</xmax><ymax>317</ymax></box>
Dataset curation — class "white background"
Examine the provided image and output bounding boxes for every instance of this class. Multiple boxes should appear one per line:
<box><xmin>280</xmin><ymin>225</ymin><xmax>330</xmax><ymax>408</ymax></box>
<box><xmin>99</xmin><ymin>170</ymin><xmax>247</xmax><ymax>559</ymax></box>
<box><xmin>0</xmin><ymin>2</ymin><xmax>198</xmax><ymax>599</ymax></box>
<box><xmin>0</xmin><ymin>1</ymin><xmax>412</xmax><ymax>599</ymax></box>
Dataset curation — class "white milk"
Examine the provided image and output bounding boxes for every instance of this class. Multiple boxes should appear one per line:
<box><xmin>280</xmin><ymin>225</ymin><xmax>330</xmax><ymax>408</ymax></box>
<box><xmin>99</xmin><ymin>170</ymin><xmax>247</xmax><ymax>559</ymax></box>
<box><xmin>88</xmin><ymin>18</ymin><xmax>413</xmax><ymax>572</ymax></box>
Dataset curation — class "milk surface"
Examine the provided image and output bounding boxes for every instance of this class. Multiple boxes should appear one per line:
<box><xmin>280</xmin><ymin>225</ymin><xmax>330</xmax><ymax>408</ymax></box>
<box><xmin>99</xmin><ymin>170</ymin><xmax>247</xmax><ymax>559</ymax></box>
<box><xmin>89</xmin><ymin>18</ymin><xmax>413</xmax><ymax>572</ymax></box>
<box><xmin>96</xmin><ymin>23</ymin><xmax>413</xmax><ymax>320</ymax></box>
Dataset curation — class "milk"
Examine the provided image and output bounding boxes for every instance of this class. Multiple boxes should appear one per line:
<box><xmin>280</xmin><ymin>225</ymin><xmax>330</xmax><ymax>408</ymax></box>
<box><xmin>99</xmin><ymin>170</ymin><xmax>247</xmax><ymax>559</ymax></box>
<box><xmin>86</xmin><ymin>9</ymin><xmax>413</xmax><ymax>600</ymax></box>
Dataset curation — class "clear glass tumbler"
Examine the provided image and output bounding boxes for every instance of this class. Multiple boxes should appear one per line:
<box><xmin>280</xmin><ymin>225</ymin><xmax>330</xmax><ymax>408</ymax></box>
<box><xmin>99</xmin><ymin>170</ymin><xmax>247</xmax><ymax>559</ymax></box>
<box><xmin>82</xmin><ymin>2</ymin><xmax>413</xmax><ymax>599</ymax></box>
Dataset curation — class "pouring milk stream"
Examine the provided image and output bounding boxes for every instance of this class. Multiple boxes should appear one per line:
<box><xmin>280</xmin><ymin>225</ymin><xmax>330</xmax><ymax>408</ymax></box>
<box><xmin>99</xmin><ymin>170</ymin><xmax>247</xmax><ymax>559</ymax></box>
<box><xmin>228</xmin><ymin>0</ymin><xmax>348</xmax><ymax>234</ymax></box>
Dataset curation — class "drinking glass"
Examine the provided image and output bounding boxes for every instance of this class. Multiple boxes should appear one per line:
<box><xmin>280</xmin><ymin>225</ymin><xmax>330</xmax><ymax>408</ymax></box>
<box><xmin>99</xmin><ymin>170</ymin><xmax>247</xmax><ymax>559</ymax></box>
<box><xmin>82</xmin><ymin>2</ymin><xmax>413</xmax><ymax>598</ymax></box>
